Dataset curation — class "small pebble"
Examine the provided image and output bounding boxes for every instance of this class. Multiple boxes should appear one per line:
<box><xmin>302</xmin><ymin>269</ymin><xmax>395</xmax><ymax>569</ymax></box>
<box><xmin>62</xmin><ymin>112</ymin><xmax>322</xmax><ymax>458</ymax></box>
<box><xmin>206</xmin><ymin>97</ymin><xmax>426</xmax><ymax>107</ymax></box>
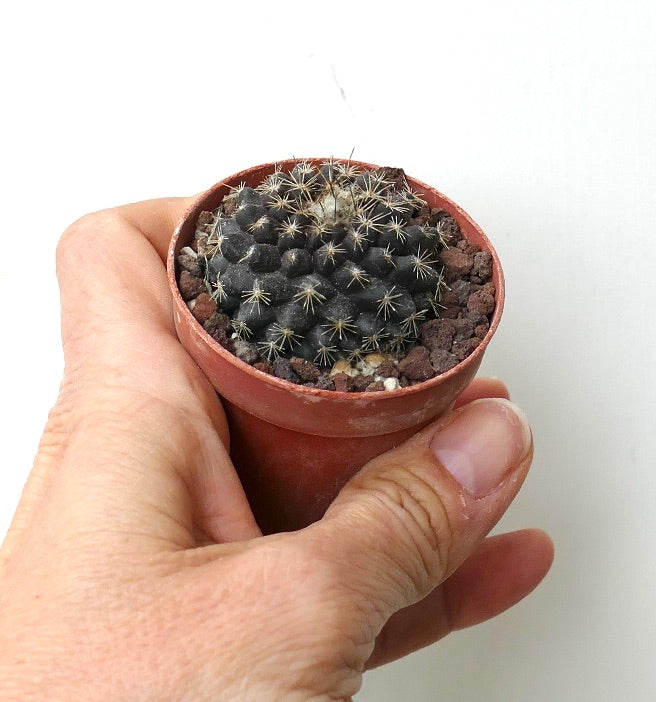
<box><xmin>456</xmin><ymin>239</ymin><xmax>479</xmax><ymax>255</ymax></box>
<box><xmin>365</xmin><ymin>380</ymin><xmax>386</xmax><ymax>392</ymax></box>
<box><xmin>179</xmin><ymin>271</ymin><xmax>206</xmax><ymax>301</ymax></box>
<box><xmin>376</xmin><ymin>359</ymin><xmax>400</xmax><ymax>378</ymax></box>
<box><xmin>471</xmin><ymin>251</ymin><xmax>493</xmax><ymax>280</ymax></box>
<box><xmin>450</xmin><ymin>280</ymin><xmax>471</xmax><ymax>306</ymax></box>
<box><xmin>352</xmin><ymin>374</ymin><xmax>373</xmax><ymax>392</ymax></box>
<box><xmin>383</xmin><ymin>377</ymin><xmax>401</xmax><ymax>391</ymax></box>
<box><xmin>467</xmin><ymin>289</ymin><xmax>496</xmax><ymax>316</ymax></box>
<box><xmin>420</xmin><ymin>319</ymin><xmax>455</xmax><ymax>352</ymax></box>
<box><xmin>332</xmin><ymin>372</ymin><xmax>354</xmax><ymax>392</ymax></box>
<box><xmin>177</xmin><ymin>253</ymin><xmax>202</xmax><ymax>277</ymax></box>
<box><xmin>452</xmin><ymin>318</ymin><xmax>475</xmax><ymax>342</ymax></box>
<box><xmin>439</xmin><ymin>247</ymin><xmax>473</xmax><ymax>279</ymax></box>
<box><xmin>197</xmin><ymin>211</ymin><xmax>214</xmax><ymax>228</ymax></box>
<box><xmin>474</xmin><ymin>322</ymin><xmax>490</xmax><ymax>338</ymax></box>
<box><xmin>272</xmin><ymin>357</ymin><xmax>300</xmax><ymax>383</ymax></box>
<box><xmin>363</xmin><ymin>353</ymin><xmax>385</xmax><ymax>367</ymax></box>
<box><xmin>441</xmin><ymin>307</ymin><xmax>461</xmax><ymax>319</ymax></box>
<box><xmin>331</xmin><ymin>359</ymin><xmax>358</xmax><ymax>377</ymax></box>
<box><xmin>290</xmin><ymin>357</ymin><xmax>321</xmax><ymax>382</ymax></box>
<box><xmin>203</xmin><ymin>311</ymin><xmax>231</xmax><ymax>336</ymax></box>
<box><xmin>429</xmin><ymin>349</ymin><xmax>459</xmax><ymax>374</ymax></box>
<box><xmin>452</xmin><ymin>337</ymin><xmax>480</xmax><ymax>361</ymax></box>
<box><xmin>192</xmin><ymin>293</ymin><xmax>217</xmax><ymax>324</ymax></box>
<box><xmin>440</xmin><ymin>289</ymin><xmax>459</xmax><ymax>308</ymax></box>
<box><xmin>232</xmin><ymin>340</ymin><xmax>260</xmax><ymax>365</ymax></box>
<box><xmin>315</xmin><ymin>373</ymin><xmax>335</xmax><ymax>391</ymax></box>
<box><xmin>397</xmin><ymin>346</ymin><xmax>435</xmax><ymax>382</ymax></box>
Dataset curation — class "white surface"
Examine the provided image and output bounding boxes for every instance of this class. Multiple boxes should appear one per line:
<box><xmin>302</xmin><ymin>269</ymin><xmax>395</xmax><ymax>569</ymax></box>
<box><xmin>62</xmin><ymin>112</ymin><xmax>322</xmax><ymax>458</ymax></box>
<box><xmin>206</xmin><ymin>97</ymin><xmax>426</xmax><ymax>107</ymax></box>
<box><xmin>1</xmin><ymin>2</ymin><xmax>655</xmax><ymax>700</ymax></box>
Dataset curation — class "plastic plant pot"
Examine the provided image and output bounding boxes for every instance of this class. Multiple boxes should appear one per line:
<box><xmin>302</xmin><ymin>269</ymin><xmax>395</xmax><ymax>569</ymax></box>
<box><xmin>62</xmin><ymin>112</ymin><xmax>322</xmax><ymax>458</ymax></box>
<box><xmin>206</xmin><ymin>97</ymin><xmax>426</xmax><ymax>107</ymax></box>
<box><xmin>167</xmin><ymin>158</ymin><xmax>504</xmax><ymax>534</ymax></box>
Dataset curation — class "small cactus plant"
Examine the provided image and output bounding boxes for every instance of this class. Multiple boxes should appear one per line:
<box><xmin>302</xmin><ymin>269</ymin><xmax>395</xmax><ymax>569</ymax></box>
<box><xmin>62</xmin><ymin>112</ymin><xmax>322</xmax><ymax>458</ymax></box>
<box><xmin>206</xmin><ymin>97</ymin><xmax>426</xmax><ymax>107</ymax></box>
<box><xmin>186</xmin><ymin>159</ymin><xmax>466</xmax><ymax>368</ymax></box>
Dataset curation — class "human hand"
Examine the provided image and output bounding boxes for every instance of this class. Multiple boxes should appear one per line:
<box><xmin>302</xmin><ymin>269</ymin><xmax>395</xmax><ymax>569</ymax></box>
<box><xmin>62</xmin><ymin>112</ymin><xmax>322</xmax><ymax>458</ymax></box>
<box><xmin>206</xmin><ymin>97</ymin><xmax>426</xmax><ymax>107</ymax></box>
<box><xmin>0</xmin><ymin>197</ymin><xmax>553</xmax><ymax>701</ymax></box>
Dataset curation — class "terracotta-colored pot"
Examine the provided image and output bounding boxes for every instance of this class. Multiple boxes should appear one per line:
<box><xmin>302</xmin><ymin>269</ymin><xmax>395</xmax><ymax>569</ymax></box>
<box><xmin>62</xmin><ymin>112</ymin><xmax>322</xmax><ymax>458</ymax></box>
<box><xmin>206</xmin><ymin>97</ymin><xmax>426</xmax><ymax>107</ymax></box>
<box><xmin>167</xmin><ymin>159</ymin><xmax>504</xmax><ymax>533</ymax></box>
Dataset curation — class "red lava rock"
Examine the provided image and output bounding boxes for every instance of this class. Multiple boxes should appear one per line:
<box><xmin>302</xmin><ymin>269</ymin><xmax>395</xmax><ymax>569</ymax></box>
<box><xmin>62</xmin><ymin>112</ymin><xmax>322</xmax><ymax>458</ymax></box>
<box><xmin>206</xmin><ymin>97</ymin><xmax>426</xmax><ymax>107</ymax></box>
<box><xmin>177</xmin><ymin>253</ymin><xmax>202</xmax><ymax>277</ymax></box>
<box><xmin>440</xmin><ymin>289</ymin><xmax>459</xmax><ymax>308</ymax></box>
<box><xmin>222</xmin><ymin>197</ymin><xmax>238</xmax><ymax>216</ymax></box>
<box><xmin>351</xmin><ymin>374</ymin><xmax>372</xmax><ymax>392</ymax></box>
<box><xmin>465</xmin><ymin>311</ymin><xmax>489</xmax><ymax>326</ymax></box>
<box><xmin>378</xmin><ymin>167</ymin><xmax>407</xmax><ymax>190</ymax></box>
<box><xmin>427</xmin><ymin>208</ymin><xmax>441</xmax><ymax>227</ymax></box>
<box><xmin>471</xmin><ymin>251</ymin><xmax>493</xmax><ymax>281</ymax></box>
<box><xmin>467</xmin><ymin>289</ymin><xmax>496</xmax><ymax>317</ymax></box>
<box><xmin>452</xmin><ymin>337</ymin><xmax>480</xmax><ymax>361</ymax></box>
<box><xmin>365</xmin><ymin>380</ymin><xmax>386</xmax><ymax>392</ymax></box>
<box><xmin>332</xmin><ymin>372</ymin><xmax>354</xmax><ymax>392</ymax></box>
<box><xmin>457</xmin><ymin>239</ymin><xmax>479</xmax><ymax>255</ymax></box>
<box><xmin>429</xmin><ymin>348</ymin><xmax>459</xmax><ymax>374</ymax></box>
<box><xmin>179</xmin><ymin>271</ymin><xmax>206</xmax><ymax>301</ymax></box>
<box><xmin>376</xmin><ymin>359</ymin><xmax>400</xmax><ymax>378</ymax></box>
<box><xmin>441</xmin><ymin>307</ymin><xmax>461</xmax><ymax>319</ymax></box>
<box><xmin>449</xmin><ymin>280</ymin><xmax>471</xmax><ymax>306</ymax></box>
<box><xmin>205</xmin><ymin>325</ymin><xmax>228</xmax><ymax>346</ymax></box>
<box><xmin>272</xmin><ymin>357</ymin><xmax>300</xmax><ymax>383</ymax></box>
<box><xmin>196</xmin><ymin>237</ymin><xmax>216</xmax><ymax>258</ymax></box>
<box><xmin>289</xmin><ymin>357</ymin><xmax>321</xmax><ymax>382</ymax></box>
<box><xmin>192</xmin><ymin>293</ymin><xmax>217</xmax><ymax>324</ymax></box>
<box><xmin>397</xmin><ymin>346</ymin><xmax>435</xmax><ymax>382</ymax></box>
<box><xmin>197</xmin><ymin>210</ymin><xmax>214</xmax><ymax>228</ymax></box>
<box><xmin>315</xmin><ymin>373</ymin><xmax>335</xmax><ymax>391</ymax></box>
<box><xmin>253</xmin><ymin>361</ymin><xmax>273</xmax><ymax>375</ymax></box>
<box><xmin>232</xmin><ymin>340</ymin><xmax>259</xmax><ymax>365</ymax></box>
<box><xmin>410</xmin><ymin>203</ymin><xmax>431</xmax><ymax>225</ymax></box>
<box><xmin>203</xmin><ymin>311</ymin><xmax>230</xmax><ymax>334</ymax></box>
<box><xmin>434</xmin><ymin>213</ymin><xmax>461</xmax><ymax>245</ymax></box>
<box><xmin>452</xmin><ymin>318</ymin><xmax>475</xmax><ymax>342</ymax></box>
<box><xmin>439</xmin><ymin>248</ymin><xmax>473</xmax><ymax>280</ymax></box>
<box><xmin>474</xmin><ymin>322</ymin><xmax>490</xmax><ymax>338</ymax></box>
<box><xmin>420</xmin><ymin>319</ymin><xmax>455</xmax><ymax>352</ymax></box>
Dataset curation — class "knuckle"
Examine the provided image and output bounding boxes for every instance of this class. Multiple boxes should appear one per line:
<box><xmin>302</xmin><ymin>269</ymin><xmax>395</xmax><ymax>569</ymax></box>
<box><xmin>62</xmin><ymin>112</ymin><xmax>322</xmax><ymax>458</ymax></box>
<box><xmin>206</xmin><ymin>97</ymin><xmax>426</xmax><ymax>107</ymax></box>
<box><xmin>56</xmin><ymin>209</ymin><xmax>118</xmax><ymax>268</ymax></box>
<box><xmin>235</xmin><ymin>538</ymin><xmax>369</xmax><ymax>686</ymax></box>
<box><xmin>345</xmin><ymin>464</ymin><xmax>454</xmax><ymax>597</ymax></box>
<box><xmin>280</xmin><ymin>535</ymin><xmax>366</xmax><ymax>624</ymax></box>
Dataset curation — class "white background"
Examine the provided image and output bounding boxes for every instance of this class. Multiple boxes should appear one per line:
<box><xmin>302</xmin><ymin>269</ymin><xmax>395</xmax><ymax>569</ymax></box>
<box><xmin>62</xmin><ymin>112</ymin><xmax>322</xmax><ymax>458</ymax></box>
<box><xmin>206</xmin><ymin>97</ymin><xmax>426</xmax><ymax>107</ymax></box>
<box><xmin>1</xmin><ymin>1</ymin><xmax>655</xmax><ymax>700</ymax></box>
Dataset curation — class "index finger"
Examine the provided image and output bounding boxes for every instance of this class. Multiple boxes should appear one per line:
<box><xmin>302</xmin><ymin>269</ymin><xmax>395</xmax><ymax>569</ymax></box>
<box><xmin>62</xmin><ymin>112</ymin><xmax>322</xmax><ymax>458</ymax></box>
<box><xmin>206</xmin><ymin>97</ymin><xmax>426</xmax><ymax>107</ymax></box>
<box><xmin>114</xmin><ymin>195</ymin><xmax>198</xmax><ymax>261</ymax></box>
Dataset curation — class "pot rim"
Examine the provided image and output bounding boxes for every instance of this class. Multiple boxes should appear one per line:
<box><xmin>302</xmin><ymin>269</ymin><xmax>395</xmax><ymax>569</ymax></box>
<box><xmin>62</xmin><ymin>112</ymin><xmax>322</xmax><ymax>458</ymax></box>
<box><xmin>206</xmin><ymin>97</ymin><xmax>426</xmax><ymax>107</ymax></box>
<box><xmin>166</xmin><ymin>157</ymin><xmax>505</xmax><ymax>402</ymax></box>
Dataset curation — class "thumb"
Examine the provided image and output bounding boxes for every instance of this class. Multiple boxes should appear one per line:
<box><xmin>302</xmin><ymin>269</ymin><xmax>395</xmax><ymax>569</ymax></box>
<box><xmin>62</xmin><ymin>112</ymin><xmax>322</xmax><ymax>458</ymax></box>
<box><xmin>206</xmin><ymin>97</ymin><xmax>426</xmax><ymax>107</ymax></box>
<box><xmin>316</xmin><ymin>398</ymin><xmax>533</xmax><ymax>620</ymax></box>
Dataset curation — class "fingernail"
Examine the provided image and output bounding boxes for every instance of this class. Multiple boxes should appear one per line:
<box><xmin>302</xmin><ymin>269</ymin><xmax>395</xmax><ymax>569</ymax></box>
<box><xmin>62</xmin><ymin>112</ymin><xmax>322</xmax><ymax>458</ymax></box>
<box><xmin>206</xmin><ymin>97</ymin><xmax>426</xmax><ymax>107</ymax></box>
<box><xmin>430</xmin><ymin>398</ymin><xmax>531</xmax><ymax>497</ymax></box>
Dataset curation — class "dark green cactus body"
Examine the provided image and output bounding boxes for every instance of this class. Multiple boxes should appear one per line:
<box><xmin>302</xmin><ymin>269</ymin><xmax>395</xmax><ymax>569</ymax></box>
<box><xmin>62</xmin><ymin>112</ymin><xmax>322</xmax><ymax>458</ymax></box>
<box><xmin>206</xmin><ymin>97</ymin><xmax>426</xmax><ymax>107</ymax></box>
<box><xmin>198</xmin><ymin>160</ymin><xmax>451</xmax><ymax>366</ymax></box>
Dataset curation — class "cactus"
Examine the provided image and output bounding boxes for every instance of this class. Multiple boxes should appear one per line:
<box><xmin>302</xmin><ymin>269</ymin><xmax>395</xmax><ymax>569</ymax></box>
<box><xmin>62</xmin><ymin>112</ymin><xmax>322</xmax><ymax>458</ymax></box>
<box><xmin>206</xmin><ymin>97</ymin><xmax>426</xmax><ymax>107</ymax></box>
<box><xmin>191</xmin><ymin>159</ymin><xmax>458</xmax><ymax>367</ymax></box>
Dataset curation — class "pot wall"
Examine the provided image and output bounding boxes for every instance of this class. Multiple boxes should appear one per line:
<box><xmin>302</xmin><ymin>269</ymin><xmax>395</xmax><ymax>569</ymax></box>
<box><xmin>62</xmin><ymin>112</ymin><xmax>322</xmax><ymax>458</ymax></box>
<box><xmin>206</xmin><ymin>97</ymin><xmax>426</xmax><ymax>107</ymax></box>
<box><xmin>168</xmin><ymin>159</ymin><xmax>504</xmax><ymax>532</ymax></box>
